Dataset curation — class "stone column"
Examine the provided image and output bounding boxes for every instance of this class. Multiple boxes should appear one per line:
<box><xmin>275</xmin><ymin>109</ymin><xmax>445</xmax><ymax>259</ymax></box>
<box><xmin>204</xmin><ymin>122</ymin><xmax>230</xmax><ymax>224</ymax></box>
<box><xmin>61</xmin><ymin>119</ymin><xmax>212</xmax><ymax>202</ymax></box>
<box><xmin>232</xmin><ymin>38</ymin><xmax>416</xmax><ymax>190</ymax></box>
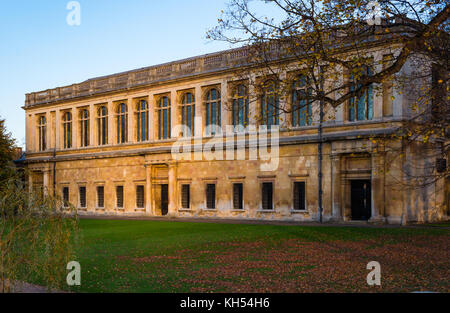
<box><xmin>89</xmin><ymin>104</ymin><xmax>95</xmax><ymax>146</ymax></box>
<box><xmin>170</xmin><ymin>90</ymin><xmax>178</xmax><ymax>139</ymax></box>
<box><xmin>128</xmin><ymin>98</ymin><xmax>134</xmax><ymax>143</ymax></box>
<box><xmin>168</xmin><ymin>162</ymin><xmax>178</xmax><ymax>216</ymax></box>
<box><xmin>55</xmin><ymin>109</ymin><xmax>61</xmax><ymax>150</ymax></box>
<box><xmin>43</xmin><ymin>170</ymin><xmax>50</xmax><ymax>196</ymax></box>
<box><xmin>248</xmin><ymin>74</ymin><xmax>258</xmax><ymax>126</ymax></box>
<box><xmin>107</xmin><ymin>101</ymin><xmax>114</xmax><ymax>145</ymax></box>
<box><xmin>148</xmin><ymin>94</ymin><xmax>154</xmax><ymax>142</ymax></box>
<box><xmin>370</xmin><ymin>152</ymin><xmax>386</xmax><ymax>223</ymax></box>
<box><xmin>373</xmin><ymin>52</ymin><xmax>383</xmax><ymax>119</ymax></box>
<box><xmin>28</xmin><ymin>172</ymin><xmax>33</xmax><ymax>194</ymax></box>
<box><xmin>195</xmin><ymin>85</ymin><xmax>203</xmax><ymax>137</ymax></box>
<box><xmin>331</xmin><ymin>154</ymin><xmax>342</xmax><ymax>221</ymax></box>
<box><xmin>145</xmin><ymin>164</ymin><xmax>152</xmax><ymax>215</ymax></box>
<box><xmin>72</xmin><ymin>108</ymin><xmax>78</xmax><ymax>149</ymax></box>
<box><xmin>46</xmin><ymin>111</ymin><xmax>51</xmax><ymax>150</ymax></box>
<box><xmin>221</xmin><ymin>79</ymin><xmax>228</xmax><ymax>131</ymax></box>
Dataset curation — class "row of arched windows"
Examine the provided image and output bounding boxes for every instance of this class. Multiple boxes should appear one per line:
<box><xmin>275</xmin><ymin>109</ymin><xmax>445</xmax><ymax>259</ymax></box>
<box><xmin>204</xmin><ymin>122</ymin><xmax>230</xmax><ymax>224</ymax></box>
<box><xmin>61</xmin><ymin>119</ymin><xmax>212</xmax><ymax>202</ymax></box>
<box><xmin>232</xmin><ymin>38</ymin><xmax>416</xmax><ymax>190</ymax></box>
<box><xmin>38</xmin><ymin>77</ymin><xmax>372</xmax><ymax>151</ymax></box>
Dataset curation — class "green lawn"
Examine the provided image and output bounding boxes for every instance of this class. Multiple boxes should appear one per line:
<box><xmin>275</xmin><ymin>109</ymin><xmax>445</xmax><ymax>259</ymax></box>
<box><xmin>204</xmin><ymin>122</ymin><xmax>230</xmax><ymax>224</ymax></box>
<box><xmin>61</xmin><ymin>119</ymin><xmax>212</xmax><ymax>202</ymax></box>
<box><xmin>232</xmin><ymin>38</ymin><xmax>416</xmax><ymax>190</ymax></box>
<box><xmin>63</xmin><ymin>219</ymin><xmax>449</xmax><ymax>293</ymax></box>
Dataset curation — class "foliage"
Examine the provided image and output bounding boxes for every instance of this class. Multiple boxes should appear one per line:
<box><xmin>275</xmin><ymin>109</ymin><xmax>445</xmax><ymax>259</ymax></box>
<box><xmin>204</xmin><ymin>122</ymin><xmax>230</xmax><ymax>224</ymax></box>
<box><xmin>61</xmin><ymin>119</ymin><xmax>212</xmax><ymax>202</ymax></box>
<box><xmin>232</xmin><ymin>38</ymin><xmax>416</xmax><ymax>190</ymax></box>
<box><xmin>208</xmin><ymin>0</ymin><xmax>449</xmax><ymax>188</ymax></box>
<box><xmin>0</xmin><ymin>117</ymin><xmax>79</xmax><ymax>293</ymax></box>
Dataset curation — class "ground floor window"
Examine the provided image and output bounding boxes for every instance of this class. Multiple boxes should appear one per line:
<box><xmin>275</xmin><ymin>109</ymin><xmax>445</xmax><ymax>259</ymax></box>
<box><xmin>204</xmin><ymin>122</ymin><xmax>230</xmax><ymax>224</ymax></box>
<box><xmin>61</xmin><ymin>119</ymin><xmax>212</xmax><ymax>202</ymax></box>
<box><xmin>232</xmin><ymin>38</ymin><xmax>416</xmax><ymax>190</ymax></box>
<box><xmin>62</xmin><ymin>187</ymin><xmax>69</xmax><ymax>208</ymax></box>
<box><xmin>233</xmin><ymin>183</ymin><xmax>243</xmax><ymax>210</ymax></box>
<box><xmin>97</xmin><ymin>186</ymin><xmax>105</xmax><ymax>208</ymax></box>
<box><xmin>79</xmin><ymin>186</ymin><xmax>86</xmax><ymax>208</ymax></box>
<box><xmin>116</xmin><ymin>186</ymin><xmax>124</xmax><ymax>209</ymax></box>
<box><xmin>206</xmin><ymin>184</ymin><xmax>216</xmax><ymax>209</ymax></box>
<box><xmin>293</xmin><ymin>182</ymin><xmax>306</xmax><ymax>211</ymax></box>
<box><xmin>136</xmin><ymin>185</ymin><xmax>145</xmax><ymax>209</ymax></box>
<box><xmin>262</xmin><ymin>182</ymin><xmax>273</xmax><ymax>211</ymax></box>
<box><xmin>181</xmin><ymin>184</ymin><xmax>190</xmax><ymax>209</ymax></box>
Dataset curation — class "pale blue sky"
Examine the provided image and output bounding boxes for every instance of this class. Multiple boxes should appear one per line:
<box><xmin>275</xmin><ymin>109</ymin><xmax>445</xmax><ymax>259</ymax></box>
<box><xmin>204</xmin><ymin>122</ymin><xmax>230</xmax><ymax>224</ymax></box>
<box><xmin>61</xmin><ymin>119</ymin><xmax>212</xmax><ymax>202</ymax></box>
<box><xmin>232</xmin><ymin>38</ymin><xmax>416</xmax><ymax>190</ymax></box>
<box><xmin>0</xmin><ymin>0</ymin><xmax>239</xmax><ymax>147</ymax></box>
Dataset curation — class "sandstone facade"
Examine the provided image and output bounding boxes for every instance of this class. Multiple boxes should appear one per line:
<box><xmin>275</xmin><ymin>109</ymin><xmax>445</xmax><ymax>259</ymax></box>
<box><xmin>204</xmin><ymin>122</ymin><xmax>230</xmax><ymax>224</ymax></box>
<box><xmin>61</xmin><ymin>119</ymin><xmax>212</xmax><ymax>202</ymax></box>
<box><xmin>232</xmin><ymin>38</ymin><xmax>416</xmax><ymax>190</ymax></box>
<box><xmin>23</xmin><ymin>47</ymin><xmax>449</xmax><ymax>224</ymax></box>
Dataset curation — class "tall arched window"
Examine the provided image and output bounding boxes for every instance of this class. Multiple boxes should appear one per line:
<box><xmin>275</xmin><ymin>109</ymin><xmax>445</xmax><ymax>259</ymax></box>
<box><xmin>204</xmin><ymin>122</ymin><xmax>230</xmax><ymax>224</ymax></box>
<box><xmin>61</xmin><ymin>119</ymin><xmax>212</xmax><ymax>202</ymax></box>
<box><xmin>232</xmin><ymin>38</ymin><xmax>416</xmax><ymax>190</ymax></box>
<box><xmin>349</xmin><ymin>66</ymin><xmax>373</xmax><ymax>121</ymax></box>
<box><xmin>157</xmin><ymin>96</ymin><xmax>171</xmax><ymax>140</ymax></box>
<box><xmin>38</xmin><ymin>115</ymin><xmax>46</xmax><ymax>151</ymax></box>
<box><xmin>232</xmin><ymin>84</ymin><xmax>249</xmax><ymax>130</ymax></box>
<box><xmin>205</xmin><ymin>88</ymin><xmax>221</xmax><ymax>135</ymax></box>
<box><xmin>181</xmin><ymin>92</ymin><xmax>195</xmax><ymax>137</ymax></box>
<box><xmin>97</xmin><ymin>106</ymin><xmax>108</xmax><ymax>146</ymax></box>
<box><xmin>63</xmin><ymin>111</ymin><xmax>72</xmax><ymax>149</ymax></box>
<box><xmin>80</xmin><ymin>109</ymin><xmax>90</xmax><ymax>147</ymax></box>
<box><xmin>261</xmin><ymin>80</ymin><xmax>279</xmax><ymax>128</ymax></box>
<box><xmin>292</xmin><ymin>75</ymin><xmax>313</xmax><ymax>127</ymax></box>
<box><xmin>116</xmin><ymin>103</ymin><xmax>128</xmax><ymax>144</ymax></box>
<box><xmin>136</xmin><ymin>100</ymin><xmax>149</xmax><ymax>142</ymax></box>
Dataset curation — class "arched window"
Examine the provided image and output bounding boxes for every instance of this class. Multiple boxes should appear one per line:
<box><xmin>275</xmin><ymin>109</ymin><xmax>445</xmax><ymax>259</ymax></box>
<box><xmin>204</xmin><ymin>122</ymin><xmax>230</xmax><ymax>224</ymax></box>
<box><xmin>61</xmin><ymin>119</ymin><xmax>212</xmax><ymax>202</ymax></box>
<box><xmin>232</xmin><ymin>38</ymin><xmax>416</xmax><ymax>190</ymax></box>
<box><xmin>261</xmin><ymin>80</ymin><xmax>279</xmax><ymax>128</ymax></box>
<box><xmin>80</xmin><ymin>109</ymin><xmax>90</xmax><ymax>147</ymax></box>
<box><xmin>232</xmin><ymin>84</ymin><xmax>249</xmax><ymax>130</ymax></box>
<box><xmin>349</xmin><ymin>66</ymin><xmax>373</xmax><ymax>121</ymax></box>
<box><xmin>116</xmin><ymin>103</ymin><xmax>128</xmax><ymax>144</ymax></box>
<box><xmin>63</xmin><ymin>111</ymin><xmax>72</xmax><ymax>149</ymax></box>
<box><xmin>156</xmin><ymin>96</ymin><xmax>171</xmax><ymax>140</ymax></box>
<box><xmin>97</xmin><ymin>106</ymin><xmax>108</xmax><ymax>146</ymax></box>
<box><xmin>292</xmin><ymin>75</ymin><xmax>313</xmax><ymax>127</ymax></box>
<box><xmin>205</xmin><ymin>88</ymin><xmax>221</xmax><ymax>135</ymax></box>
<box><xmin>38</xmin><ymin>115</ymin><xmax>46</xmax><ymax>151</ymax></box>
<box><xmin>136</xmin><ymin>100</ymin><xmax>149</xmax><ymax>142</ymax></box>
<box><xmin>181</xmin><ymin>92</ymin><xmax>195</xmax><ymax>137</ymax></box>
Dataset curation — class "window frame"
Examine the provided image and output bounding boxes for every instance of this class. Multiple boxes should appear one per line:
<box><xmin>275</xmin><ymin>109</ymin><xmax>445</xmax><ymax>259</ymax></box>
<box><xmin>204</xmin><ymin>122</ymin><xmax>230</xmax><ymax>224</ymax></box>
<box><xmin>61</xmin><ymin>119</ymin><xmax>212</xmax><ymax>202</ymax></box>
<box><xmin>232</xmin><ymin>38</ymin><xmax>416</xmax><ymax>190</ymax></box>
<box><xmin>115</xmin><ymin>185</ymin><xmax>124</xmax><ymax>210</ymax></box>
<box><xmin>260</xmin><ymin>181</ymin><xmax>274</xmax><ymax>212</ymax></box>
<box><xmin>79</xmin><ymin>108</ymin><xmax>90</xmax><ymax>147</ymax></box>
<box><xmin>135</xmin><ymin>184</ymin><xmax>145</xmax><ymax>209</ymax></box>
<box><xmin>116</xmin><ymin>103</ymin><xmax>128</xmax><ymax>144</ymax></box>
<box><xmin>260</xmin><ymin>80</ymin><xmax>280</xmax><ymax>128</ymax></box>
<box><xmin>292</xmin><ymin>181</ymin><xmax>307</xmax><ymax>212</ymax></box>
<box><xmin>62</xmin><ymin>111</ymin><xmax>72</xmax><ymax>149</ymax></box>
<box><xmin>96</xmin><ymin>185</ymin><xmax>105</xmax><ymax>209</ymax></box>
<box><xmin>232</xmin><ymin>182</ymin><xmax>244</xmax><ymax>210</ymax></box>
<box><xmin>231</xmin><ymin>84</ymin><xmax>249</xmax><ymax>131</ymax></box>
<box><xmin>180</xmin><ymin>184</ymin><xmax>191</xmax><ymax>209</ymax></box>
<box><xmin>37</xmin><ymin>115</ymin><xmax>47</xmax><ymax>151</ymax></box>
<box><xmin>292</xmin><ymin>75</ymin><xmax>313</xmax><ymax>127</ymax></box>
<box><xmin>180</xmin><ymin>92</ymin><xmax>195</xmax><ymax>137</ymax></box>
<box><xmin>97</xmin><ymin>105</ymin><xmax>108</xmax><ymax>146</ymax></box>
<box><xmin>205</xmin><ymin>183</ymin><xmax>217</xmax><ymax>210</ymax></box>
<box><xmin>348</xmin><ymin>66</ymin><xmax>374</xmax><ymax>122</ymax></box>
<box><xmin>78</xmin><ymin>185</ymin><xmax>87</xmax><ymax>209</ymax></box>
<box><xmin>205</xmin><ymin>88</ymin><xmax>221</xmax><ymax>135</ymax></box>
<box><xmin>136</xmin><ymin>99</ymin><xmax>149</xmax><ymax>142</ymax></box>
<box><xmin>156</xmin><ymin>95</ymin><xmax>171</xmax><ymax>140</ymax></box>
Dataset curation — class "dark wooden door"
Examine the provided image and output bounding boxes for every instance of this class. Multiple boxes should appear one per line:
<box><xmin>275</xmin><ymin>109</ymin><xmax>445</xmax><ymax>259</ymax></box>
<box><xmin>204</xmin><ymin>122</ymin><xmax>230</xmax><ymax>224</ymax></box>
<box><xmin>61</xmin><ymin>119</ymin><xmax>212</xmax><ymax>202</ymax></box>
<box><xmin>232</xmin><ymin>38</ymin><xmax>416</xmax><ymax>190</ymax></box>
<box><xmin>161</xmin><ymin>184</ymin><xmax>169</xmax><ymax>216</ymax></box>
<box><xmin>351</xmin><ymin>180</ymin><xmax>372</xmax><ymax>220</ymax></box>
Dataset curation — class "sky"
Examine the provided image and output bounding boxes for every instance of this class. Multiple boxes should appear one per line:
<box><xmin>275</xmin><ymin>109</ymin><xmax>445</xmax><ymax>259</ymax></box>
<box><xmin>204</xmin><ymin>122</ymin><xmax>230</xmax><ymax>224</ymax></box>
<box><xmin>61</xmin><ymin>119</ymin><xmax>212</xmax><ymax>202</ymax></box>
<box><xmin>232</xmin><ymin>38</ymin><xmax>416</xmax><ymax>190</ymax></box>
<box><xmin>0</xmin><ymin>0</ymin><xmax>241</xmax><ymax>148</ymax></box>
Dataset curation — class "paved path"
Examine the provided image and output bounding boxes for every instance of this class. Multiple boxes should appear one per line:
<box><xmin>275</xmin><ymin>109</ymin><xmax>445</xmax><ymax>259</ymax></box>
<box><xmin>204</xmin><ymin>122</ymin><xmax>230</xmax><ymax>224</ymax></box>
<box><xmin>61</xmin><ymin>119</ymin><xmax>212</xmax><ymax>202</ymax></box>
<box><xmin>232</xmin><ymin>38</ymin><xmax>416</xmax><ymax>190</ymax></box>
<box><xmin>78</xmin><ymin>214</ymin><xmax>449</xmax><ymax>229</ymax></box>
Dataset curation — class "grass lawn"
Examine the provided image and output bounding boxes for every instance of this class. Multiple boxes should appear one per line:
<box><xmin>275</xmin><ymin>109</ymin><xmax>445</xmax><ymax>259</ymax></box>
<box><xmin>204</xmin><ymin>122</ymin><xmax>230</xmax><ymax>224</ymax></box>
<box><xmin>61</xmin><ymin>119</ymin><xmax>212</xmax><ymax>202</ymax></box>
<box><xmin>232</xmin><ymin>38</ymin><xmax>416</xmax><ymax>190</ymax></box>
<box><xmin>65</xmin><ymin>219</ymin><xmax>449</xmax><ymax>293</ymax></box>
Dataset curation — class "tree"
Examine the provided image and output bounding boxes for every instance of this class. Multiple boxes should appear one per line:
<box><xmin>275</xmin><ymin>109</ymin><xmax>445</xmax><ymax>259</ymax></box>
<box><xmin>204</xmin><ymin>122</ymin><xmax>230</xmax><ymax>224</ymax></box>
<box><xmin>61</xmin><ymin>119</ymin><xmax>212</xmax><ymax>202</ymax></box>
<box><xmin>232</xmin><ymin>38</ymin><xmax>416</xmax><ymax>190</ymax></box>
<box><xmin>208</xmin><ymin>0</ymin><xmax>449</xmax><ymax>190</ymax></box>
<box><xmin>0</xmin><ymin>116</ymin><xmax>78</xmax><ymax>293</ymax></box>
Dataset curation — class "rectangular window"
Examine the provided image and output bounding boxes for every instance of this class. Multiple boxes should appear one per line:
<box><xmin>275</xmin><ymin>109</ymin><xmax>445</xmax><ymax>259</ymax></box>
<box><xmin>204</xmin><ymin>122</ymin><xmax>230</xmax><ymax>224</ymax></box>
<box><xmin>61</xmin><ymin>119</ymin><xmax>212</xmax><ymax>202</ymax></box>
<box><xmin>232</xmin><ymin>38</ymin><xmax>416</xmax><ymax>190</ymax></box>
<box><xmin>62</xmin><ymin>187</ymin><xmax>69</xmax><ymax>208</ymax></box>
<box><xmin>262</xmin><ymin>182</ymin><xmax>273</xmax><ymax>211</ymax></box>
<box><xmin>233</xmin><ymin>183</ymin><xmax>243</xmax><ymax>210</ymax></box>
<box><xmin>293</xmin><ymin>182</ymin><xmax>306</xmax><ymax>211</ymax></box>
<box><xmin>97</xmin><ymin>186</ymin><xmax>104</xmax><ymax>208</ymax></box>
<box><xmin>181</xmin><ymin>184</ymin><xmax>190</xmax><ymax>209</ymax></box>
<box><xmin>136</xmin><ymin>185</ymin><xmax>145</xmax><ymax>209</ymax></box>
<box><xmin>79</xmin><ymin>186</ymin><xmax>86</xmax><ymax>208</ymax></box>
<box><xmin>206</xmin><ymin>184</ymin><xmax>216</xmax><ymax>209</ymax></box>
<box><xmin>116</xmin><ymin>186</ymin><xmax>124</xmax><ymax>208</ymax></box>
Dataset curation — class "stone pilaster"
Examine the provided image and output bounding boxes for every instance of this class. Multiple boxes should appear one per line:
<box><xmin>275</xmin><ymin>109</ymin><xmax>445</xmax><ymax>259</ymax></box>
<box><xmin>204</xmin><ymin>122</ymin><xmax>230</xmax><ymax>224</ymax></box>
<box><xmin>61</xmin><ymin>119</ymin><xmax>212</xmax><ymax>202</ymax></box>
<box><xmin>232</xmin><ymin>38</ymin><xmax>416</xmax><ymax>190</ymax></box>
<box><xmin>370</xmin><ymin>152</ymin><xmax>387</xmax><ymax>223</ymax></box>
<box><xmin>168</xmin><ymin>162</ymin><xmax>178</xmax><ymax>216</ymax></box>
<box><xmin>330</xmin><ymin>154</ymin><xmax>343</xmax><ymax>221</ymax></box>
<box><xmin>145</xmin><ymin>164</ymin><xmax>152</xmax><ymax>215</ymax></box>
